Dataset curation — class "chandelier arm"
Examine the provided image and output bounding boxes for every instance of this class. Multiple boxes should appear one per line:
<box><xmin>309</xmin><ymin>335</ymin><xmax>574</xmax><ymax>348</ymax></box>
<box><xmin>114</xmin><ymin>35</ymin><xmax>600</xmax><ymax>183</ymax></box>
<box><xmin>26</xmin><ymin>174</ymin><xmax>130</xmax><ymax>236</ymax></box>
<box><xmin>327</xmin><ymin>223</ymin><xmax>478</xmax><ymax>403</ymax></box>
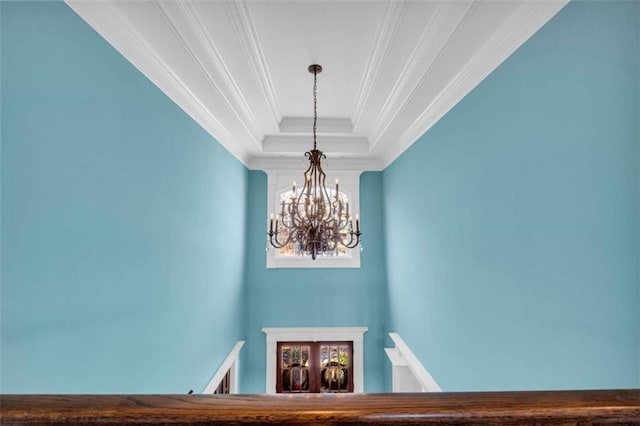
<box><xmin>335</xmin><ymin>214</ymin><xmax>347</xmax><ymax>230</ymax></box>
<box><xmin>318</xmin><ymin>166</ymin><xmax>333</xmax><ymax>223</ymax></box>
<box><xmin>310</xmin><ymin>151</ymin><xmax>333</xmax><ymax>224</ymax></box>
<box><xmin>268</xmin><ymin>230</ymin><xmax>290</xmax><ymax>248</ymax></box>
<box><xmin>333</xmin><ymin>201</ymin><xmax>349</xmax><ymax>229</ymax></box>
<box><xmin>325</xmin><ymin>230</ymin><xmax>338</xmax><ymax>252</ymax></box>
<box><xmin>284</xmin><ymin>203</ymin><xmax>298</xmax><ymax>228</ymax></box>
<box><xmin>340</xmin><ymin>232</ymin><xmax>361</xmax><ymax>249</ymax></box>
<box><xmin>334</xmin><ymin>229</ymin><xmax>352</xmax><ymax>247</ymax></box>
<box><xmin>343</xmin><ymin>240</ymin><xmax>360</xmax><ymax>249</ymax></box>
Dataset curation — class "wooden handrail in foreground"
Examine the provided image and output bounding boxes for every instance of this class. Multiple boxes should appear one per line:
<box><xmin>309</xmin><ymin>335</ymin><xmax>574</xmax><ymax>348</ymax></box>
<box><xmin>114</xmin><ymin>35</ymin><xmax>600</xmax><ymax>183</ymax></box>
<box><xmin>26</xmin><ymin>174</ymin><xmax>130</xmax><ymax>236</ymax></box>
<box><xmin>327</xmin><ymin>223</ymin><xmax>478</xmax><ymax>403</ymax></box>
<box><xmin>1</xmin><ymin>389</ymin><xmax>639</xmax><ymax>425</ymax></box>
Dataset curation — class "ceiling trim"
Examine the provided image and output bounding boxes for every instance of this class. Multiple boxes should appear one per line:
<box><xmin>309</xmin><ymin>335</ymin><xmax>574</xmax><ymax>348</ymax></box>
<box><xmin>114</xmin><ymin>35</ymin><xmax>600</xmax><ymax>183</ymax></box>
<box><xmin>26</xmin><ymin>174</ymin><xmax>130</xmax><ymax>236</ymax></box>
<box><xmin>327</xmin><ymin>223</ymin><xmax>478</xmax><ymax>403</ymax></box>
<box><xmin>156</xmin><ymin>1</ymin><xmax>263</xmax><ymax>150</ymax></box>
<box><xmin>368</xmin><ymin>1</ymin><xmax>473</xmax><ymax>151</ymax></box>
<box><xmin>248</xmin><ymin>156</ymin><xmax>382</xmax><ymax>173</ymax></box>
<box><xmin>66</xmin><ymin>0</ymin><xmax>569</xmax><ymax>174</ymax></box>
<box><xmin>351</xmin><ymin>0</ymin><xmax>407</xmax><ymax>130</ymax></box>
<box><xmin>279</xmin><ymin>117</ymin><xmax>353</xmax><ymax>134</ymax></box>
<box><xmin>66</xmin><ymin>0</ymin><xmax>252</xmax><ymax>165</ymax></box>
<box><xmin>262</xmin><ymin>134</ymin><xmax>369</xmax><ymax>154</ymax></box>
<box><xmin>376</xmin><ymin>0</ymin><xmax>569</xmax><ymax>169</ymax></box>
<box><xmin>224</xmin><ymin>0</ymin><xmax>282</xmax><ymax>128</ymax></box>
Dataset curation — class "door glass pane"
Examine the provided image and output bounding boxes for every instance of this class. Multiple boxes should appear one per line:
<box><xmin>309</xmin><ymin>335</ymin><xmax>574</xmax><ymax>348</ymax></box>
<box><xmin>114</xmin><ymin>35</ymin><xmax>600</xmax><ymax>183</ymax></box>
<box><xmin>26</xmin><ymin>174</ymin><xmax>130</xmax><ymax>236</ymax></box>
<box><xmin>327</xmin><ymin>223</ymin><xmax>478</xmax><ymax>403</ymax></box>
<box><xmin>280</xmin><ymin>344</ymin><xmax>311</xmax><ymax>393</ymax></box>
<box><xmin>320</xmin><ymin>344</ymin><xmax>348</xmax><ymax>392</ymax></box>
<box><xmin>292</xmin><ymin>345</ymin><xmax>300</xmax><ymax>365</ymax></box>
<box><xmin>330</xmin><ymin>346</ymin><xmax>338</xmax><ymax>365</ymax></box>
<box><xmin>320</xmin><ymin>345</ymin><xmax>329</xmax><ymax>368</ymax></box>
<box><xmin>282</xmin><ymin>369</ymin><xmax>291</xmax><ymax>392</ymax></box>
<box><xmin>339</xmin><ymin>345</ymin><xmax>349</xmax><ymax>367</ymax></box>
<box><xmin>282</xmin><ymin>346</ymin><xmax>291</xmax><ymax>368</ymax></box>
<box><xmin>291</xmin><ymin>366</ymin><xmax>309</xmax><ymax>391</ymax></box>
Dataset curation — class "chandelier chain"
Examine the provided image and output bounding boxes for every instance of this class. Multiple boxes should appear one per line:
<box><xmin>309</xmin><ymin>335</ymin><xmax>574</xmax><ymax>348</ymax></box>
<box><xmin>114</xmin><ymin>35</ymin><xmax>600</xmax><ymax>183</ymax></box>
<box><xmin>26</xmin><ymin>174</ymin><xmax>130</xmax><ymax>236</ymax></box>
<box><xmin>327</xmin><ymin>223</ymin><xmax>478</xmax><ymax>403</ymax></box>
<box><xmin>312</xmin><ymin>68</ymin><xmax>318</xmax><ymax>150</ymax></box>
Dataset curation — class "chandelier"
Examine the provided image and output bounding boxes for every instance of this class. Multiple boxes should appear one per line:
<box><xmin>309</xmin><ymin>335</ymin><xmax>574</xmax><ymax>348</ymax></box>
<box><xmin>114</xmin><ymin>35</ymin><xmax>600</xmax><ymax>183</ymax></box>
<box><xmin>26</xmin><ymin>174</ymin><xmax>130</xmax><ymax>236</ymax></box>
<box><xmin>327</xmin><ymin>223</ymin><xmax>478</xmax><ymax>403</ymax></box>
<box><xmin>267</xmin><ymin>64</ymin><xmax>361</xmax><ymax>260</ymax></box>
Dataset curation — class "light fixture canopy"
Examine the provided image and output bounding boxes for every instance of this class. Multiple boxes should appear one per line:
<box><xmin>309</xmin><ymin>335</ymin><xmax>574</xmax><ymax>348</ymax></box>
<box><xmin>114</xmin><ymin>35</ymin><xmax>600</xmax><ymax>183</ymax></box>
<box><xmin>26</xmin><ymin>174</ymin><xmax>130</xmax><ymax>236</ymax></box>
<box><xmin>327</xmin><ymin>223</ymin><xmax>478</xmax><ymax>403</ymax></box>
<box><xmin>267</xmin><ymin>65</ymin><xmax>362</xmax><ymax>260</ymax></box>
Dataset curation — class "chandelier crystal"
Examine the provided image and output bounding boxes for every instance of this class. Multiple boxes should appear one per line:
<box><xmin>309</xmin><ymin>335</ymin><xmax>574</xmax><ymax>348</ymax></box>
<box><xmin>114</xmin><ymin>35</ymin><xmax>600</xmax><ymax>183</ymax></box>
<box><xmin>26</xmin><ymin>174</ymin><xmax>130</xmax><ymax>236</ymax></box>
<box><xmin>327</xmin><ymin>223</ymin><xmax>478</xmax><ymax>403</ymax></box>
<box><xmin>268</xmin><ymin>64</ymin><xmax>362</xmax><ymax>260</ymax></box>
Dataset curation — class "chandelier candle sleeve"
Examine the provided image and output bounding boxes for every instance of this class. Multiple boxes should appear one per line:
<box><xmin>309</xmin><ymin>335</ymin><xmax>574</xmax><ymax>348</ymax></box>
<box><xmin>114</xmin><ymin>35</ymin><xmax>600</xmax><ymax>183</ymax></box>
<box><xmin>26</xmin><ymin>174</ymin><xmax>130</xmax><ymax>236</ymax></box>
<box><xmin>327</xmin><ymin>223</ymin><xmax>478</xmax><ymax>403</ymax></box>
<box><xmin>266</xmin><ymin>65</ymin><xmax>362</xmax><ymax>260</ymax></box>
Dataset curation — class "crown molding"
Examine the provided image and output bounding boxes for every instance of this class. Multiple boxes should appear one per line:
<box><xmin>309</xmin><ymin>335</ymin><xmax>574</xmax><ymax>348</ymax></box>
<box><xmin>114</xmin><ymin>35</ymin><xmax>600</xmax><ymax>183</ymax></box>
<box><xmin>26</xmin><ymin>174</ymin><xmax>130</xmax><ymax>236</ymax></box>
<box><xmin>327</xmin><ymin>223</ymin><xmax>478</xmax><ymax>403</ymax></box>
<box><xmin>262</xmin><ymin>135</ymin><xmax>369</xmax><ymax>155</ymax></box>
<box><xmin>368</xmin><ymin>1</ymin><xmax>472</xmax><ymax>151</ymax></box>
<box><xmin>155</xmin><ymin>1</ymin><xmax>262</xmax><ymax>150</ymax></box>
<box><xmin>351</xmin><ymin>0</ymin><xmax>407</xmax><ymax>130</ymax></box>
<box><xmin>279</xmin><ymin>117</ymin><xmax>353</xmax><ymax>134</ymax></box>
<box><xmin>376</xmin><ymin>0</ymin><xmax>569</xmax><ymax>169</ymax></box>
<box><xmin>66</xmin><ymin>0</ymin><xmax>569</xmax><ymax>175</ymax></box>
<box><xmin>65</xmin><ymin>0</ymin><xmax>252</xmax><ymax>166</ymax></box>
<box><xmin>224</xmin><ymin>0</ymin><xmax>282</xmax><ymax>127</ymax></box>
<box><xmin>247</xmin><ymin>156</ymin><xmax>383</xmax><ymax>173</ymax></box>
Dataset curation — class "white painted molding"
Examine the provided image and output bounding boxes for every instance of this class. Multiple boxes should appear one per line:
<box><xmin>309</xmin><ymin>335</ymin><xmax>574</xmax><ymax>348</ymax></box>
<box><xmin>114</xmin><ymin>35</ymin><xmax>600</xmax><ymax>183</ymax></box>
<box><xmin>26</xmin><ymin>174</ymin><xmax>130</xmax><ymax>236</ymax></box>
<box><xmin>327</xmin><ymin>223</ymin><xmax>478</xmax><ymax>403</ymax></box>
<box><xmin>368</xmin><ymin>1</ymin><xmax>469</xmax><ymax>150</ymax></box>
<box><xmin>65</xmin><ymin>1</ymin><xmax>253</xmax><ymax>166</ymax></box>
<box><xmin>265</xmin><ymin>254</ymin><xmax>361</xmax><ymax>269</ymax></box>
<box><xmin>224</xmin><ymin>0</ymin><xmax>282</xmax><ymax>127</ymax></box>
<box><xmin>351</xmin><ymin>0</ymin><xmax>407</xmax><ymax>129</ymax></box>
<box><xmin>385</xmin><ymin>347</ymin><xmax>423</xmax><ymax>393</ymax></box>
<box><xmin>386</xmin><ymin>333</ymin><xmax>441</xmax><ymax>392</ymax></box>
<box><xmin>66</xmin><ymin>1</ymin><xmax>568</xmax><ymax>173</ymax></box>
<box><xmin>279</xmin><ymin>117</ymin><xmax>354</xmax><ymax>134</ymax></box>
<box><xmin>262</xmin><ymin>327</ymin><xmax>368</xmax><ymax>394</ymax></box>
<box><xmin>262</xmin><ymin>135</ymin><xmax>369</xmax><ymax>155</ymax></box>
<box><xmin>376</xmin><ymin>0</ymin><xmax>569</xmax><ymax>168</ymax></box>
<box><xmin>167</xmin><ymin>1</ymin><xmax>263</xmax><ymax>149</ymax></box>
<box><xmin>384</xmin><ymin>348</ymin><xmax>407</xmax><ymax>367</ymax></box>
<box><xmin>249</xmin><ymin>157</ymin><xmax>383</xmax><ymax>172</ymax></box>
<box><xmin>203</xmin><ymin>340</ymin><xmax>245</xmax><ymax>394</ymax></box>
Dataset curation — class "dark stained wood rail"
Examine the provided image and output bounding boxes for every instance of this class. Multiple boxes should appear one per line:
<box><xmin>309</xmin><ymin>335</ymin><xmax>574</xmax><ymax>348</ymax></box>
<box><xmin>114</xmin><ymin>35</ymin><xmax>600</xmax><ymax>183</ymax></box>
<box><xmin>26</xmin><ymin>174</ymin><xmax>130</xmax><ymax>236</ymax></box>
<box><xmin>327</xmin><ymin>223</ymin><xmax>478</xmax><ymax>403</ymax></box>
<box><xmin>1</xmin><ymin>389</ymin><xmax>639</xmax><ymax>425</ymax></box>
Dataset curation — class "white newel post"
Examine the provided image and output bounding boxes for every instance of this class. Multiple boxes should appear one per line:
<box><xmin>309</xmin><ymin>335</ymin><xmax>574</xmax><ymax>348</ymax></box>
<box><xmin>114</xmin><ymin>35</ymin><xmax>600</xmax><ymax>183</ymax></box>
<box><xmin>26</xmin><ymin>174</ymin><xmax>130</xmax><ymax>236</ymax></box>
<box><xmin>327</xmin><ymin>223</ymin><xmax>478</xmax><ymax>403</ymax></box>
<box><xmin>385</xmin><ymin>333</ymin><xmax>442</xmax><ymax>392</ymax></box>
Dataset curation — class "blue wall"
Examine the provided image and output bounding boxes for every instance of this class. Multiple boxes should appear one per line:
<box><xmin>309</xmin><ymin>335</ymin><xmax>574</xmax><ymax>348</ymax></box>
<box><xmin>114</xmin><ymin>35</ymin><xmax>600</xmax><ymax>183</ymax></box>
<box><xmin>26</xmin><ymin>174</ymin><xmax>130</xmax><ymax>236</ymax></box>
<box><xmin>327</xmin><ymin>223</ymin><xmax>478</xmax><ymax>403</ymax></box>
<box><xmin>1</xmin><ymin>2</ymin><xmax>247</xmax><ymax>393</ymax></box>
<box><xmin>241</xmin><ymin>171</ymin><xmax>387</xmax><ymax>393</ymax></box>
<box><xmin>637</xmin><ymin>0</ymin><xmax>640</xmax><ymax>387</ymax></box>
<box><xmin>2</xmin><ymin>0</ymin><xmax>638</xmax><ymax>395</ymax></box>
<box><xmin>383</xmin><ymin>0</ymin><xmax>640</xmax><ymax>390</ymax></box>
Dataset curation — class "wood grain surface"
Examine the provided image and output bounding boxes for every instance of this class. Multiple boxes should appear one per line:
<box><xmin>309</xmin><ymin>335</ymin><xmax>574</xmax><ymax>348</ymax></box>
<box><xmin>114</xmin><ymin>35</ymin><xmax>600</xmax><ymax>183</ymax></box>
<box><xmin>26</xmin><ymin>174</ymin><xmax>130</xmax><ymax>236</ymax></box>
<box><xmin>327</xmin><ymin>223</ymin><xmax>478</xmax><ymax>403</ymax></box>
<box><xmin>1</xmin><ymin>389</ymin><xmax>639</xmax><ymax>425</ymax></box>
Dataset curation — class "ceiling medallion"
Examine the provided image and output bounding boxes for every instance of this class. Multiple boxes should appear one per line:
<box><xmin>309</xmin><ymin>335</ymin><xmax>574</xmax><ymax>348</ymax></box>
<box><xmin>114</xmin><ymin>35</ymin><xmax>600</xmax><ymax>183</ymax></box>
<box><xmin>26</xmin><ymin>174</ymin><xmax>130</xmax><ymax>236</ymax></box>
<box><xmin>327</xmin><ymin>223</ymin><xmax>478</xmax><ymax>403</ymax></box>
<box><xmin>268</xmin><ymin>65</ymin><xmax>362</xmax><ymax>260</ymax></box>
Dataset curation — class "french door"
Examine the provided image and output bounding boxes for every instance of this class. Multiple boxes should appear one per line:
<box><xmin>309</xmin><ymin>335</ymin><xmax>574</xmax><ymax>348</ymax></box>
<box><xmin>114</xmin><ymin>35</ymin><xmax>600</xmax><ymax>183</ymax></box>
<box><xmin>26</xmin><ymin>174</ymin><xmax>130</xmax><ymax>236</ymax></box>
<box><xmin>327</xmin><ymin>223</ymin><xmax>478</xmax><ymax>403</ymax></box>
<box><xmin>276</xmin><ymin>341</ymin><xmax>354</xmax><ymax>393</ymax></box>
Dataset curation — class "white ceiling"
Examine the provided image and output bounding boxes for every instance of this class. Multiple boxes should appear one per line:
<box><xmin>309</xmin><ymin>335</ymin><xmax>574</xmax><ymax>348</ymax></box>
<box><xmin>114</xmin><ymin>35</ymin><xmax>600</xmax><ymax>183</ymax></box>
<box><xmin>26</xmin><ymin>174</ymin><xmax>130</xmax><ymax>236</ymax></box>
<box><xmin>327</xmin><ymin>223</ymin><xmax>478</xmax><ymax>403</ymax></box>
<box><xmin>66</xmin><ymin>0</ymin><xmax>568</xmax><ymax>172</ymax></box>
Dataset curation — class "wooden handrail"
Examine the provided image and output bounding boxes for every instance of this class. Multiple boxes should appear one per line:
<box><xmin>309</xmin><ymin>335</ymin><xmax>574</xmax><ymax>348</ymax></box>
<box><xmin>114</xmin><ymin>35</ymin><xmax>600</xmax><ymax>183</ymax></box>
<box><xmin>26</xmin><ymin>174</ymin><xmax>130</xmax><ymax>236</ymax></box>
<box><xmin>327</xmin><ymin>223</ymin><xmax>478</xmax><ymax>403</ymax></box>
<box><xmin>1</xmin><ymin>389</ymin><xmax>639</xmax><ymax>424</ymax></box>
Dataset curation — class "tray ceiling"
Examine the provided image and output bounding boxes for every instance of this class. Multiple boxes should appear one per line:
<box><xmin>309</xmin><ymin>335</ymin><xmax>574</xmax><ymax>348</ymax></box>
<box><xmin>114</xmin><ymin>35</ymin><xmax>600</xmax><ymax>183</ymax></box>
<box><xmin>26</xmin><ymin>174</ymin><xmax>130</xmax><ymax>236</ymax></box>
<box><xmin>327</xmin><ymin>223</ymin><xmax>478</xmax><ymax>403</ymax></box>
<box><xmin>65</xmin><ymin>0</ymin><xmax>568</xmax><ymax>171</ymax></box>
